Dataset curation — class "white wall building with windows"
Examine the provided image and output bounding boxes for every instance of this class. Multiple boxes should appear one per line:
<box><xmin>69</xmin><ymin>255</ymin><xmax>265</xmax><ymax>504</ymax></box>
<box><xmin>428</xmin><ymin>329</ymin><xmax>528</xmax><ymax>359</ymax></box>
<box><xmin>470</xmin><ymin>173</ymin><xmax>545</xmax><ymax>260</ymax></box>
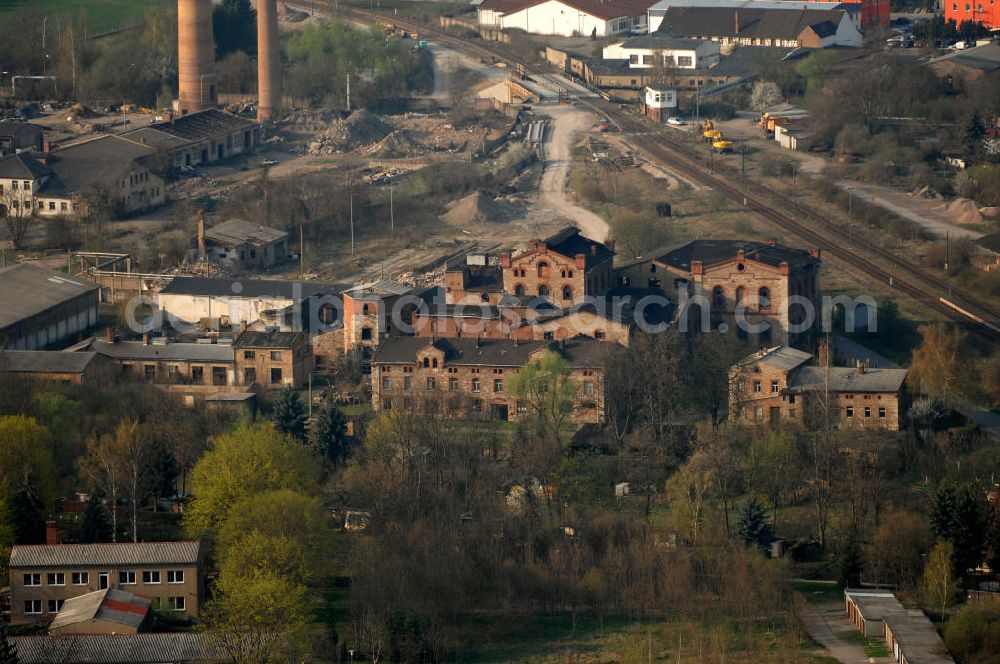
<box><xmin>477</xmin><ymin>0</ymin><xmax>652</xmax><ymax>37</ymax></box>
<box><xmin>603</xmin><ymin>34</ymin><xmax>721</xmax><ymax>69</ymax></box>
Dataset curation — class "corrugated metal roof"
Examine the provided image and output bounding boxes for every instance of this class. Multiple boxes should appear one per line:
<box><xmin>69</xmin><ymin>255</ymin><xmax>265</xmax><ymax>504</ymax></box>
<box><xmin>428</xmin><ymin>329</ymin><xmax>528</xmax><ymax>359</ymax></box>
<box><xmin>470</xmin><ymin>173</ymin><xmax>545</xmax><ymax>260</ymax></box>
<box><xmin>204</xmin><ymin>218</ymin><xmax>288</xmax><ymax>247</ymax></box>
<box><xmin>736</xmin><ymin>345</ymin><xmax>813</xmax><ymax>371</ymax></box>
<box><xmin>9</xmin><ymin>541</ymin><xmax>201</xmax><ymax>568</ymax></box>
<box><xmin>0</xmin><ymin>264</ymin><xmax>98</xmax><ymax>333</ymax></box>
<box><xmin>87</xmin><ymin>340</ymin><xmax>233</xmax><ymax>363</ymax></box>
<box><xmin>0</xmin><ymin>350</ymin><xmax>101</xmax><ymax>374</ymax></box>
<box><xmin>49</xmin><ymin>588</ymin><xmax>151</xmax><ymax>632</ymax></box>
<box><xmin>788</xmin><ymin>366</ymin><xmax>908</xmax><ymax>393</ymax></box>
<box><xmin>10</xmin><ymin>633</ymin><xmax>221</xmax><ymax>664</ymax></box>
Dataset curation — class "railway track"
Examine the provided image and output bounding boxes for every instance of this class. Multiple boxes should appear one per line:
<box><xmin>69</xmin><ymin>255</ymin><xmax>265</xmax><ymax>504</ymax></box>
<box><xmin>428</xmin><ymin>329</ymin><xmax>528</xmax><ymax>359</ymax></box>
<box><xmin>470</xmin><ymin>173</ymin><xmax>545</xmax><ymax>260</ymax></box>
<box><xmin>325</xmin><ymin>3</ymin><xmax>1000</xmax><ymax>345</ymax></box>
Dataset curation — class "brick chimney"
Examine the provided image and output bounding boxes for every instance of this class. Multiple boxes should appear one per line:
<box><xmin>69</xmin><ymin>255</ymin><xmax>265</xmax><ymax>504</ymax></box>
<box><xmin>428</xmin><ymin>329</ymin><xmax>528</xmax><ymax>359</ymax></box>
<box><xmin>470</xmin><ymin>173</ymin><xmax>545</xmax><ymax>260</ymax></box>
<box><xmin>575</xmin><ymin>253</ymin><xmax>586</xmax><ymax>269</ymax></box>
<box><xmin>810</xmin><ymin>248</ymin><xmax>822</xmax><ymax>259</ymax></box>
<box><xmin>691</xmin><ymin>260</ymin><xmax>703</xmax><ymax>276</ymax></box>
<box><xmin>46</xmin><ymin>521</ymin><xmax>58</xmax><ymax>546</ymax></box>
<box><xmin>105</xmin><ymin>326</ymin><xmax>116</xmax><ymax>343</ymax></box>
<box><xmin>500</xmin><ymin>253</ymin><xmax>512</xmax><ymax>269</ymax></box>
<box><xmin>734</xmin><ymin>9</ymin><xmax>740</xmax><ymax>35</ymax></box>
<box><xmin>606</xmin><ymin>238</ymin><xmax>616</xmax><ymax>254</ymax></box>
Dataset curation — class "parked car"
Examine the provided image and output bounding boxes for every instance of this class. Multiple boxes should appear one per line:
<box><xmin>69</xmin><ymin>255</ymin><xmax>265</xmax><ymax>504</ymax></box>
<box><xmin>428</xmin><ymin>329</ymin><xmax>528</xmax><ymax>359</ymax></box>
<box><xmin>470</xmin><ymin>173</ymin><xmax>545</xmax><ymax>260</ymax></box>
<box><xmin>261</xmin><ymin>159</ymin><xmax>279</xmax><ymax>166</ymax></box>
<box><xmin>667</xmin><ymin>116</ymin><xmax>686</xmax><ymax>126</ymax></box>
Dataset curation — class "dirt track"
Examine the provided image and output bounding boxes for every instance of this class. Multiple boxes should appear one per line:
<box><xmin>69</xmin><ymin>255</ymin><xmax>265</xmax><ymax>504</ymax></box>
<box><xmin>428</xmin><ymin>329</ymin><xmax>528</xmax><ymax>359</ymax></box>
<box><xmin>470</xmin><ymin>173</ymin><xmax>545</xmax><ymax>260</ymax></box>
<box><xmin>525</xmin><ymin>104</ymin><xmax>610</xmax><ymax>242</ymax></box>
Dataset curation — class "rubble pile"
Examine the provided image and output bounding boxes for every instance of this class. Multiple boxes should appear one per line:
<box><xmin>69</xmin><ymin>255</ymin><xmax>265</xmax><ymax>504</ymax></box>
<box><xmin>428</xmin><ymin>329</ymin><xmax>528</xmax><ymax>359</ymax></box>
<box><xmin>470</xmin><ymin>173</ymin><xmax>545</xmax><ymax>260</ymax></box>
<box><xmin>307</xmin><ymin>110</ymin><xmax>392</xmax><ymax>155</ymax></box>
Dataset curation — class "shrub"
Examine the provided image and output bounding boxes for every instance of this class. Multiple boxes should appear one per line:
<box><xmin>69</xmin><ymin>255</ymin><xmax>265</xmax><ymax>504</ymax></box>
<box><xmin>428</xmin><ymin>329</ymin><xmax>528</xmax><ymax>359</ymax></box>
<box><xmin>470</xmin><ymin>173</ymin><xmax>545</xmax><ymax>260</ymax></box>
<box><xmin>944</xmin><ymin>603</ymin><xmax>1000</xmax><ymax>664</ymax></box>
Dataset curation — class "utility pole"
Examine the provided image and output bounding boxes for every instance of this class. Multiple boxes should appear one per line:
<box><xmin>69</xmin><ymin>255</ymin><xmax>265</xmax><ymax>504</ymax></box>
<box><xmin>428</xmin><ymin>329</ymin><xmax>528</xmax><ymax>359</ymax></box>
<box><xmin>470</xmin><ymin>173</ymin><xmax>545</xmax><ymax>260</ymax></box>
<box><xmin>300</xmin><ymin>220</ymin><xmax>305</xmax><ymax>278</ymax></box>
<box><xmin>346</xmin><ymin>72</ymin><xmax>351</xmax><ymax>112</ymax></box>
<box><xmin>350</xmin><ymin>194</ymin><xmax>355</xmax><ymax>255</ymax></box>
<box><xmin>389</xmin><ymin>185</ymin><xmax>394</xmax><ymax>233</ymax></box>
<box><xmin>740</xmin><ymin>145</ymin><xmax>746</xmax><ymax>190</ymax></box>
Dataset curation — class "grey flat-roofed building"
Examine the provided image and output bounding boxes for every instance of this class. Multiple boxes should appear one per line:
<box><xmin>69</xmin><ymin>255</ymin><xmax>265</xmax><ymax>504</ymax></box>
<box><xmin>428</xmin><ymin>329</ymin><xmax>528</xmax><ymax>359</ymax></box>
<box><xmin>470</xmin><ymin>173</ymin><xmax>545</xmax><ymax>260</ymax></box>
<box><xmin>0</xmin><ymin>264</ymin><xmax>100</xmax><ymax>350</ymax></box>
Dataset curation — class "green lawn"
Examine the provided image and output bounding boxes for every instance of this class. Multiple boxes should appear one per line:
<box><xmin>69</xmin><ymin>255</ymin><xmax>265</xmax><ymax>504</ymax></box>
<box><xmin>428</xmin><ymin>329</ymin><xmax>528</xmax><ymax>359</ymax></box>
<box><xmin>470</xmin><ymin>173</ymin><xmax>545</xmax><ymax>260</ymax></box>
<box><xmin>0</xmin><ymin>0</ymin><xmax>174</xmax><ymax>33</ymax></box>
<box><xmin>792</xmin><ymin>580</ymin><xmax>844</xmax><ymax>605</ymax></box>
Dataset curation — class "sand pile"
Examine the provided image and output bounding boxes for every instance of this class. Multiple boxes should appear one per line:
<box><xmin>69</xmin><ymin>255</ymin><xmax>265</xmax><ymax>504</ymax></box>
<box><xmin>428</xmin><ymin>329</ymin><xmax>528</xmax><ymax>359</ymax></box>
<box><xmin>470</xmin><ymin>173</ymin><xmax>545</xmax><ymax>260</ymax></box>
<box><xmin>442</xmin><ymin>191</ymin><xmax>513</xmax><ymax>226</ymax></box>
<box><xmin>939</xmin><ymin>197</ymin><xmax>984</xmax><ymax>226</ymax></box>
<box><xmin>66</xmin><ymin>103</ymin><xmax>98</xmax><ymax>120</ymax></box>
<box><xmin>307</xmin><ymin>110</ymin><xmax>393</xmax><ymax>155</ymax></box>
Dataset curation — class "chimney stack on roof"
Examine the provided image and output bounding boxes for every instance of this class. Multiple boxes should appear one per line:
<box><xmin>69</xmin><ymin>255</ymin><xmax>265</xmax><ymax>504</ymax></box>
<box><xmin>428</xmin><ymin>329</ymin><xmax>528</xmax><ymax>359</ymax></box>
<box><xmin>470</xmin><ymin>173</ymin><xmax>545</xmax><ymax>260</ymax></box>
<box><xmin>105</xmin><ymin>326</ymin><xmax>116</xmax><ymax>343</ymax></box>
<box><xmin>46</xmin><ymin>521</ymin><xmax>58</xmax><ymax>546</ymax></box>
<box><xmin>735</xmin><ymin>9</ymin><xmax>740</xmax><ymax>34</ymax></box>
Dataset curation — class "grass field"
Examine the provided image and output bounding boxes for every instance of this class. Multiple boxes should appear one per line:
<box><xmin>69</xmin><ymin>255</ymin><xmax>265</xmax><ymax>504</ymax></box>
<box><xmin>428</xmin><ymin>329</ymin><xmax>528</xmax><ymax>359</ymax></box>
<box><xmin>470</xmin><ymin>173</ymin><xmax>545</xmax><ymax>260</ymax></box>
<box><xmin>0</xmin><ymin>0</ymin><xmax>174</xmax><ymax>33</ymax></box>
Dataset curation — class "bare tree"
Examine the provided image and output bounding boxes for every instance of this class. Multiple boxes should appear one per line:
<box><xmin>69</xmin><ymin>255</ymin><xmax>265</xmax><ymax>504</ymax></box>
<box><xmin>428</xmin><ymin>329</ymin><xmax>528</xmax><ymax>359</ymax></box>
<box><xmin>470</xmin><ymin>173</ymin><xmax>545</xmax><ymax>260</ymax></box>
<box><xmin>0</xmin><ymin>187</ymin><xmax>35</xmax><ymax>249</ymax></box>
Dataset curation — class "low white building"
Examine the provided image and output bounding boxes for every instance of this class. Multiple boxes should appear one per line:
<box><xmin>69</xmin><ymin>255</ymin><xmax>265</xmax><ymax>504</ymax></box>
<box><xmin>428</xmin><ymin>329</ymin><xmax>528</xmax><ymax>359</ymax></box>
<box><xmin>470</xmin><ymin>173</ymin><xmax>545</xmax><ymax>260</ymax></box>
<box><xmin>477</xmin><ymin>0</ymin><xmax>652</xmax><ymax>37</ymax></box>
<box><xmin>642</xmin><ymin>86</ymin><xmax>678</xmax><ymax>121</ymax></box>
<box><xmin>603</xmin><ymin>34</ymin><xmax>720</xmax><ymax>69</ymax></box>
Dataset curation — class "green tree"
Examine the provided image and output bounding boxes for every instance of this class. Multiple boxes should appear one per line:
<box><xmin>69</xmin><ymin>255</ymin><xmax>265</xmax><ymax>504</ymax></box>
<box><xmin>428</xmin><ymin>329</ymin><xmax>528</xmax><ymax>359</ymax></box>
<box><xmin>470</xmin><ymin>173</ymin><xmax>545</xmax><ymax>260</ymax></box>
<box><xmin>837</xmin><ymin>531</ymin><xmax>864</xmax><ymax>588</ymax></box>
<box><xmin>508</xmin><ymin>350</ymin><xmax>579</xmax><ymax>443</ymax></box>
<box><xmin>931</xmin><ymin>484</ymin><xmax>986</xmax><ymax>577</ymax></box>
<box><xmin>0</xmin><ymin>497</ymin><xmax>13</xmax><ymax>584</ymax></box>
<box><xmin>216</xmin><ymin>489</ymin><xmax>333</xmax><ymax>579</ymax></box>
<box><xmin>205</xmin><ymin>570</ymin><xmax>312</xmax><ymax>663</ymax></box>
<box><xmin>736</xmin><ymin>497</ymin><xmax>772</xmax><ymax>549</ymax></box>
<box><xmin>309</xmin><ymin>396</ymin><xmax>349</xmax><ymax>465</ymax></box>
<box><xmin>964</xmin><ymin>111</ymin><xmax>986</xmax><ymax>166</ymax></box>
<box><xmin>924</xmin><ymin>540</ymin><xmax>960</xmax><ymax>618</ymax></box>
<box><xmin>0</xmin><ymin>415</ymin><xmax>56</xmax><ymax>504</ymax></box>
<box><xmin>183</xmin><ymin>424</ymin><xmax>319</xmax><ymax>541</ymax></box>
<box><xmin>8</xmin><ymin>482</ymin><xmax>46</xmax><ymax>545</ymax></box>
<box><xmin>796</xmin><ymin>50</ymin><xmax>837</xmax><ymax>98</ymax></box>
<box><xmin>213</xmin><ymin>0</ymin><xmax>257</xmax><ymax>58</ymax></box>
<box><xmin>80</xmin><ymin>495</ymin><xmax>113</xmax><ymax>544</ymax></box>
<box><xmin>272</xmin><ymin>388</ymin><xmax>307</xmax><ymax>441</ymax></box>
<box><xmin>944</xmin><ymin>603</ymin><xmax>1000</xmax><ymax>664</ymax></box>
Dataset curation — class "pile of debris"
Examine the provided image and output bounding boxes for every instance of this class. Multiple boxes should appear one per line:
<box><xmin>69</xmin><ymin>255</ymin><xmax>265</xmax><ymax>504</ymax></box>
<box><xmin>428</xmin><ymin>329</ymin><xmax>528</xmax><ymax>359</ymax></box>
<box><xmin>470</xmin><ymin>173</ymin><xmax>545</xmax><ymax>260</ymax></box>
<box><xmin>364</xmin><ymin>130</ymin><xmax>425</xmax><ymax>157</ymax></box>
<box><xmin>307</xmin><ymin>110</ymin><xmax>393</xmax><ymax>155</ymax></box>
<box><xmin>939</xmin><ymin>197</ymin><xmax>985</xmax><ymax>226</ymax></box>
<box><xmin>66</xmin><ymin>103</ymin><xmax>99</xmax><ymax>121</ymax></box>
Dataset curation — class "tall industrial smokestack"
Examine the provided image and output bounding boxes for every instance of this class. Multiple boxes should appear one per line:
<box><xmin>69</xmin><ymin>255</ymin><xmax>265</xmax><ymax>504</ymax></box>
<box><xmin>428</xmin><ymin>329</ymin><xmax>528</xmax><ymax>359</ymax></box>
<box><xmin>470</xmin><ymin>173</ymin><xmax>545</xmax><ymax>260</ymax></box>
<box><xmin>257</xmin><ymin>0</ymin><xmax>282</xmax><ymax>121</ymax></box>
<box><xmin>178</xmin><ymin>0</ymin><xmax>218</xmax><ymax>115</ymax></box>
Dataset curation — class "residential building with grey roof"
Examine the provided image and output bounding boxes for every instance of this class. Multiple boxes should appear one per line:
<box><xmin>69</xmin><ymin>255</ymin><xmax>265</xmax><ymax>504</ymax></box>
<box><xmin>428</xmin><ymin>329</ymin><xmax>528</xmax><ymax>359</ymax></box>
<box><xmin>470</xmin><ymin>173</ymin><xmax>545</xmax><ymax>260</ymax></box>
<box><xmin>9</xmin><ymin>541</ymin><xmax>203</xmax><ymax>624</ymax></box>
<box><xmin>0</xmin><ymin>135</ymin><xmax>165</xmax><ymax>220</ymax></box>
<box><xmin>730</xmin><ymin>346</ymin><xmax>909</xmax><ymax>430</ymax></box>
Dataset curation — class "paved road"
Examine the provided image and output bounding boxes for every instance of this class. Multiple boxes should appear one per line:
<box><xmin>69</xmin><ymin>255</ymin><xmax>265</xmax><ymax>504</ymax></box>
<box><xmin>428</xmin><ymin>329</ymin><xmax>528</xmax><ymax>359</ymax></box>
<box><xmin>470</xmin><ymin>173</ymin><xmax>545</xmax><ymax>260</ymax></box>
<box><xmin>797</xmin><ymin>602</ymin><xmax>885</xmax><ymax>664</ymax></box>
